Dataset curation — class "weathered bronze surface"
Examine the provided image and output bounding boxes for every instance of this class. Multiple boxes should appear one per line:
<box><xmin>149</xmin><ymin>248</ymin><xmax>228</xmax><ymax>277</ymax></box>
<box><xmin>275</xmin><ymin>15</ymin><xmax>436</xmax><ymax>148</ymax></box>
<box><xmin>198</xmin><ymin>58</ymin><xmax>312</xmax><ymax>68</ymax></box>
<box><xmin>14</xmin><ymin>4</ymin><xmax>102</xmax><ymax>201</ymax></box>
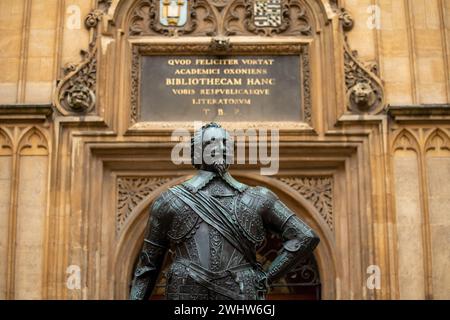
<box><xmin>139</xmin><ymin>55</ymin><xmax>301</xmax><ymax>122</ymax></box>
<box><xmin>130</xmin><ymin>123</ymin><xmax>319</xmax><ymax>300</ymax></box>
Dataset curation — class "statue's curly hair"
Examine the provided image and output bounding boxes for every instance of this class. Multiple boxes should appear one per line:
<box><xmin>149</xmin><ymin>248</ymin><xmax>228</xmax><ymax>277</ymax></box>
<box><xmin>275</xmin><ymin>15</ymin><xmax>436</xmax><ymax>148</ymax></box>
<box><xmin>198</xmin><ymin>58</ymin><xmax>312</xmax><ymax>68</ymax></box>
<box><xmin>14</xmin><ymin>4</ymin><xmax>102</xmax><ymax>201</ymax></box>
<box><xmin>191</xmin><ymin>122</ymin><xmax>224</xmax><ymax>169</ymax></box>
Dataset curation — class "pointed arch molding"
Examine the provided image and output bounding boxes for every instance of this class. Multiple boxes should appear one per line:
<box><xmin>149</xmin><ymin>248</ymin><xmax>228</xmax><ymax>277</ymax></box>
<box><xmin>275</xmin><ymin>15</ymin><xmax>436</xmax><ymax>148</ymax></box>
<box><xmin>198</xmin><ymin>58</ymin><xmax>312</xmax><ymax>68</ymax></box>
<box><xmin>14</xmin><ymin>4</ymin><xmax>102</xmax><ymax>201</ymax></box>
<box><xmin>18</xmin><ymin>128</ymin><xmax>49</xmax><ymax>156</ymax></box>
<box><xmin>0</xmin><ymin>129</ymin><xmax>13</xmax><ymax>155</ymax></box>
<box><xmin>0</xmin><ymin>126</ymin><xmax>50</xmax><ymax>156</ymax></box>
<box><xmin>392</xmin><ymin>128</ymin><xmax>450</xmax><ymax>155</ymax></box>
<box><xmin>425</xmin><ymin>129</ymin><xmax>450</xmax><ymax>154</ymax></box>
<box><xmin>0</xmin><ymin>125</ymin><xmax>50</xmax><ymax>299</ymax></box>
<box><xmin>392</xmin><ymin>129</ymin><xmax>420</xmax><ymax>153</ymax></box>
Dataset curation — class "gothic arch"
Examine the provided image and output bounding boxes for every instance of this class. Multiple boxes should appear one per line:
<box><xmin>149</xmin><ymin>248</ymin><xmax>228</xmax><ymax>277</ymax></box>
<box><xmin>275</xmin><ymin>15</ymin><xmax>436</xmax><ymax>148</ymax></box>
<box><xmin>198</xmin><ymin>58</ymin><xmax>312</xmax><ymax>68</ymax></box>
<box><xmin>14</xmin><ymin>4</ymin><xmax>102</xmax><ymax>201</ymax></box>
<box><xmin>392</xmin><ymin>129</ymin><xmax>420</xmax><ymax>154</ymax></box>
<box><xmin>112</xmin><ymin>173</ymin><xmax>337</xmax><ymax>299</ymax></box>
<box><xmin>17</xmin><ymin>127</ymin><xmax>49</xmax><ymax>156</ymax></box>
<box><xmin>0</xmin><ymin>128</ymin><xmax>13</xmax><ymax>156</ymax></box>
<box><xmin>424</xmin><ymin>129</ymin><xmax>450</xmax><ymax>155</ymax></box>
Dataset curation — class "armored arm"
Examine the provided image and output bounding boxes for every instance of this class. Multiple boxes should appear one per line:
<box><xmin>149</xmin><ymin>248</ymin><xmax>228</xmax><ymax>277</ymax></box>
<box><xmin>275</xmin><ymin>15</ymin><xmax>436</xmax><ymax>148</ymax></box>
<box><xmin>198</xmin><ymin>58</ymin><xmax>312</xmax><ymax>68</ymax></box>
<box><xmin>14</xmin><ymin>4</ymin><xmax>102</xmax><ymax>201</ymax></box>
<box><xmin>129</xmin><ymin>193</ymin><xmax>172</xmax><ymax>300</ymax></box>
<box><xmin>261</xmin><ymin>189</ymin><xmax>320</xmax><ymax>284</ymax></box>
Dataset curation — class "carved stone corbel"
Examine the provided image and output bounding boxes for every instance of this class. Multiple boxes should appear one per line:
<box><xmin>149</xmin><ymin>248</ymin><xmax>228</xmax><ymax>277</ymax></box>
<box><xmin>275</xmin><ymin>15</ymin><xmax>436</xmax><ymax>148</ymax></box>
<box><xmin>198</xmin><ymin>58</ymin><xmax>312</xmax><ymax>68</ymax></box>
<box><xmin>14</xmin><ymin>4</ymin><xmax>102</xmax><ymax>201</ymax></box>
<box><xmin>340</xmin><ymin>8</ymin><xmax>385</xmax><ymax>115</ymax></box>
<box><xmin>56</xmin><ymin>48</ymin><xmax>97</xmax><ymax>114</ymax></box>
<box><xmin>54</xmin><ymin>1</ymin><xmax>112</xmax><ymax>115</ymax></box>
<box><xmin>209</xmin><ymin>36</ymin><xmax>232</xmax><ymax>53</ymax></box>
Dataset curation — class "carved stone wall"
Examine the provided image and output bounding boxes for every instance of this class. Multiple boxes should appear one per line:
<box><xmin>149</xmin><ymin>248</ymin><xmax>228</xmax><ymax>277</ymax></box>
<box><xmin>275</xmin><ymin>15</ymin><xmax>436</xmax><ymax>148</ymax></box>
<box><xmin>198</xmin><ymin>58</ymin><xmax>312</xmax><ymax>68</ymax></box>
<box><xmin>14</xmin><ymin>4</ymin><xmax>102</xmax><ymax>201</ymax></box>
<box><xmin>390</xmin><ymin>119</ymin><xmax>450</xmax><ymax>300</ymax></box>
<box><xmin>0</xmin><ymin>116</ymin><xmax>51</xmax><ymax>299</ymax></box>
<box><xmin>0</xmin><ymin>0</ymin><xmax>449</xmax><ymax>301</ymax></box>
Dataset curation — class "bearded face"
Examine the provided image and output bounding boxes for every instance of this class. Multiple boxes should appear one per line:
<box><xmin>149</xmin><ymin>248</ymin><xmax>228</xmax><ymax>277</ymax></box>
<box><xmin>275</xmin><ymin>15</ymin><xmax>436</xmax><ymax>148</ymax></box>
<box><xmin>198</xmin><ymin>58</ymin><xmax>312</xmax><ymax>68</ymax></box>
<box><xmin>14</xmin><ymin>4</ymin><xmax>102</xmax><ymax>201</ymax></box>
<box><xmin>72</xmin><ymin>90</ymin><xmax>89</xmax><ymax>108</ymax></box>
<box><xmin>352</xmin><ymin>82</ymin><xmax>376</xmax><ymax>108</ymax></box>
<box><xmin>198</xmin><ymin>126</ymin><xmax>232</xmax><ymax>175</ymax></box>
<box><xmin>67</xmin><ymin>84</ymin><xmax>93</xmax><ymax>111</ymax></box>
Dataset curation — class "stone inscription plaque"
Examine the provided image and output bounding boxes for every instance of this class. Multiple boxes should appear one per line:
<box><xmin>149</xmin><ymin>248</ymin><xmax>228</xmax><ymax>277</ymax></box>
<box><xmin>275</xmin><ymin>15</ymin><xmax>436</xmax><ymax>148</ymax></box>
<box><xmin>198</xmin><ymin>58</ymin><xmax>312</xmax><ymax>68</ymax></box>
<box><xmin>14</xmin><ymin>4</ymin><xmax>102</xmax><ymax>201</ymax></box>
<box><xmin>139</xmin><ymin>55</ymin><xmax>301</xmax><ymax>122</ymax></box>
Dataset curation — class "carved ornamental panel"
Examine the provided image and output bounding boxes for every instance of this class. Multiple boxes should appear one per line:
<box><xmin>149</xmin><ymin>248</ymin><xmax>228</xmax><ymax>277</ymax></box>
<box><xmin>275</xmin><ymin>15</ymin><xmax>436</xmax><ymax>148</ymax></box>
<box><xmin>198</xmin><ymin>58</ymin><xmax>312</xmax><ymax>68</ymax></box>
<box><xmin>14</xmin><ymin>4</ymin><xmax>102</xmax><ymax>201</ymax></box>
<box><xmin>129</xmin><ymin>0</ymin><xmax>314</xmax><ymax>37</ymax></box>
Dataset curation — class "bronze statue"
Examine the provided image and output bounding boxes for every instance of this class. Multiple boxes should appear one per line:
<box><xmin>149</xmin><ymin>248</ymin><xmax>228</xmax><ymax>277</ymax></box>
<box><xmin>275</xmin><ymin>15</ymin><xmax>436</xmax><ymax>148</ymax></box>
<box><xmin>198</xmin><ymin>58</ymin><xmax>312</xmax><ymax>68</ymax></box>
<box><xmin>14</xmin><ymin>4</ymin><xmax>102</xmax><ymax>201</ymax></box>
<box><xmin>130</xmin><ymin>123</ymin><xmax>319</xmax><ymax>300</ymax></box>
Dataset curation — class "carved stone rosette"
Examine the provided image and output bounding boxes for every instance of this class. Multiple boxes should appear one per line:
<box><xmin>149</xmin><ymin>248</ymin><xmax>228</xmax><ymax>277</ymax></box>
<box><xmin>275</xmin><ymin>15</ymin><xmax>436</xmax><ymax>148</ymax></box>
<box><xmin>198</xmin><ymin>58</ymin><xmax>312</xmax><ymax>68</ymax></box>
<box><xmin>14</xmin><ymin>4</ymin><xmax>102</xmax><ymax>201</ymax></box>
<box><xmin>340</xmin><ymin>9</ymin><xmax>385</xmax><ymax>115</ymax></box>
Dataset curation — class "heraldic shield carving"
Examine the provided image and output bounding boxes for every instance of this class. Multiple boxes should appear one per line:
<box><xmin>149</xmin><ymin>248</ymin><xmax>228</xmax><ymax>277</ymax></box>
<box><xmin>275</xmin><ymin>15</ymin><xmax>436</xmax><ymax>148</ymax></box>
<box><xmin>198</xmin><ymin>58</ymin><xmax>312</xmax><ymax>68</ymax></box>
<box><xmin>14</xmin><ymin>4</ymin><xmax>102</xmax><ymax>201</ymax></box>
<box><xmin>159</xmin><ymin>0</ymin><xmax>188</xmax><ymax>27</ymax></box>
<box><xmin>253</xmin><ymin>0</ymin><xmax>283</xmax><ymax>27</ymax></box>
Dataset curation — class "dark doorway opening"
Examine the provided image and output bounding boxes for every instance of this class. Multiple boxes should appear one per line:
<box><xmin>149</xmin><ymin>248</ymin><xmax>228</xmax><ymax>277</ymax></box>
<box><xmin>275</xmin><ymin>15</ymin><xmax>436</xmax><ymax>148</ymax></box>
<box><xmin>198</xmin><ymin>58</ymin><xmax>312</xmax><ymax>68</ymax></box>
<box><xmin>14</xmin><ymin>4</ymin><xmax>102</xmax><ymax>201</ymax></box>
<box><xmin>258</xmin><ymin>233</ymin><xmax>321</xmax><ymax>300</ymax></box>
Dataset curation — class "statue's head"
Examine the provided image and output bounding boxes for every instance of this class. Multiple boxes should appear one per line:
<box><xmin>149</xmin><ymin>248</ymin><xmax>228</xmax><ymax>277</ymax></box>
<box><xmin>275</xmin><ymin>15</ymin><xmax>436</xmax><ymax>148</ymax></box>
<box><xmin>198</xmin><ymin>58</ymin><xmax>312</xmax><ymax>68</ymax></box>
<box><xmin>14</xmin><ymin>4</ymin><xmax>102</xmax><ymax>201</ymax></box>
<box><xmin>191</xmin><ymin>122</ymin><xmax>233</xmax><ymax>175</ymax></box>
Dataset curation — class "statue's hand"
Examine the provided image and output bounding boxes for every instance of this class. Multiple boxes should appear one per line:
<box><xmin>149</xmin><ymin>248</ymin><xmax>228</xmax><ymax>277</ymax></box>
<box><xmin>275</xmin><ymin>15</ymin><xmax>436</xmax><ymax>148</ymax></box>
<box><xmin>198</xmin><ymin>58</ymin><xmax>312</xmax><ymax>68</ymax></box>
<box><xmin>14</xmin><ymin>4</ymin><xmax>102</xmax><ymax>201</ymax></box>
<box><xmin>254</xmin><ymin>267</ymin><xmax>269</xmax><ymax>294</ymax></box>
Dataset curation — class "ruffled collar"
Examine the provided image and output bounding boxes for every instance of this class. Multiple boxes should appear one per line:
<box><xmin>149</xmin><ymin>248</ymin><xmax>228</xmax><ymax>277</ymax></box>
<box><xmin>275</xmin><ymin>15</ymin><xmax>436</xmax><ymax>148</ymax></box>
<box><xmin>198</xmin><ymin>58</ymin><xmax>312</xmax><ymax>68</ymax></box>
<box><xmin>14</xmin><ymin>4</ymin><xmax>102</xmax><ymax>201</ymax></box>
<box><xmin>182</xmin><ymin>170</ymin><xmax>248</xmax><ymax>193</ymax></box>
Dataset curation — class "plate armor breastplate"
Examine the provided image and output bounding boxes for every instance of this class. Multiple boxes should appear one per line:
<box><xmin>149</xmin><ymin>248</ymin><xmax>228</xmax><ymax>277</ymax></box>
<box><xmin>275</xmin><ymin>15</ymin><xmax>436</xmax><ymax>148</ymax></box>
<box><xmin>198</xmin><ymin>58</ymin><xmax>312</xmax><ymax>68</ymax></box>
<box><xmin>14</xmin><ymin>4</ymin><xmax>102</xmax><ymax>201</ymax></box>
<box><xmin>167</xmin><ymin>175</ymin><xmax>267</xmax><ymax>249</ymax></box>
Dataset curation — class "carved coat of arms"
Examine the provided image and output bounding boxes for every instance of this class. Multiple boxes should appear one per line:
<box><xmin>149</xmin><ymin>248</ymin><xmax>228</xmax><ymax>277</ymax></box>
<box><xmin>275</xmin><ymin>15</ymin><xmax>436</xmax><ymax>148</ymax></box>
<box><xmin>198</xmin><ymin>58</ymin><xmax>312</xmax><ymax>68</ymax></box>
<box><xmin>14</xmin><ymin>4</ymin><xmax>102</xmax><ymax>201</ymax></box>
<box><xmin>253</xmin><ymin>0</ymin><xmax>282</xmax><ymax>27</ymax></box>
<box><xmin>159</xmin><ymin>0</ymin><xmax>188</xmax><ymax>27</ymax></box>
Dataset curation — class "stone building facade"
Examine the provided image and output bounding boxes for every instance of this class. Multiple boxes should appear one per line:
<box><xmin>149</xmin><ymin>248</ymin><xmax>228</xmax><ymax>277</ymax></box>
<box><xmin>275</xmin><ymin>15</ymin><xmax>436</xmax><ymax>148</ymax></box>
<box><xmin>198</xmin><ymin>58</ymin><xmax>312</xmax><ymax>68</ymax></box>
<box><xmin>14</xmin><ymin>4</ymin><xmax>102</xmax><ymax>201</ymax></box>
<box><xmin>0</xmin><ymin>0</ymin><xmax>449</xmax><ymax>300</ymax></box>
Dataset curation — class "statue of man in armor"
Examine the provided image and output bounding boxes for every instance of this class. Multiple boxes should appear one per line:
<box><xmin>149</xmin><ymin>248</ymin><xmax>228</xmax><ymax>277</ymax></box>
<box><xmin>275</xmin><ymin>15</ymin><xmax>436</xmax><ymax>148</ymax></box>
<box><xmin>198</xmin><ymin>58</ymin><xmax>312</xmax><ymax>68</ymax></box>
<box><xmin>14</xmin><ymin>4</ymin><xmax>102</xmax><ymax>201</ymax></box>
<box><xmin>130</xmin><ymin>122</ymin><xmax>320</xmax><ymax>300</ymax></box>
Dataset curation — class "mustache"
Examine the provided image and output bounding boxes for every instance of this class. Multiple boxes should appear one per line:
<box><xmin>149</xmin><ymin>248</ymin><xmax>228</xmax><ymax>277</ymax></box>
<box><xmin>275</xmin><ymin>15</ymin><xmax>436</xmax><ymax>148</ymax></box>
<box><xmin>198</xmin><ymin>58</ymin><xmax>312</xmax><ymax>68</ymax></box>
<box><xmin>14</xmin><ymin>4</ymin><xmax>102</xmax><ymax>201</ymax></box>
<box><xmin>212</xmin><ymin>162</ymin><xmax>228</xmax><ymax>175</ymax></box>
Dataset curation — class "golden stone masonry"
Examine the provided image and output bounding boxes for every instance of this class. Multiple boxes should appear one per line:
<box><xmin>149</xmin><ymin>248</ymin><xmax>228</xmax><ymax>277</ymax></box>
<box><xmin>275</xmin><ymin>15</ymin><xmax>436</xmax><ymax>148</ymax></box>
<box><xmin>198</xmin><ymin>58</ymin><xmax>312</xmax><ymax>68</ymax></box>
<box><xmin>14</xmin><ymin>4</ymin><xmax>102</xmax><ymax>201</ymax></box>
<box><xmin>0</xmin><ymin>0</ymin><xmax>449</xmax><ymax>300</ymax></box>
